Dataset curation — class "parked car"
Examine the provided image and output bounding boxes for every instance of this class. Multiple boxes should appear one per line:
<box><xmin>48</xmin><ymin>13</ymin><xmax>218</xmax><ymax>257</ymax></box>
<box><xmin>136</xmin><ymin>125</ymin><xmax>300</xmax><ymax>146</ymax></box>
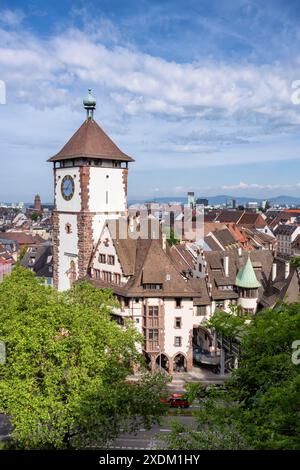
<box><xmin>160</xmin><ymin>393</ymin><xmax>190</xmax><ymax>408</ymax></box>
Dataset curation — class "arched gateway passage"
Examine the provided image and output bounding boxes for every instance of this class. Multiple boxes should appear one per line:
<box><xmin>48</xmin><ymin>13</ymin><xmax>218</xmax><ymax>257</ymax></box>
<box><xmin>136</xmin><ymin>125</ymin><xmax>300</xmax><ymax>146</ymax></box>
<box><xmin>193</xmin><ymin>326</ymin><xmax>212</xmax><ymax>351</ymax></box>
<box><xmin>173</xmin><ymin>353</ymin><xmax>187</xmax><ymax>372</ymax></box>
<box><xmin>155</xmin><ymin>353</ymin><xmax>169</xmax><ymax>372</ymax></box>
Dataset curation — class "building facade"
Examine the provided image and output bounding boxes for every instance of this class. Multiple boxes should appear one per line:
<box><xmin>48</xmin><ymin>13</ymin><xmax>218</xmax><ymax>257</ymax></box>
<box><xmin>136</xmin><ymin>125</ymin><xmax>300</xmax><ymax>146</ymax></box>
<box><xmin>50</xmin><ymin>92</ymin><xmax>300</xmax><ymax>373</ymax></box>
<box><xmin>274</xmin><ymin>225</ymin><xmax>300</xmax><ymax>257</ymax></box>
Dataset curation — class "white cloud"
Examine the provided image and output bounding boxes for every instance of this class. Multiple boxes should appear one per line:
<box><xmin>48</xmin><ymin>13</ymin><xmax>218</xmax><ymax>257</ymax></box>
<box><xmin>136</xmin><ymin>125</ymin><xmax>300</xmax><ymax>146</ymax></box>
<box><xmin>0</xmin><ymin>25</ymin><xmax>298</xmax><ymax>120</ymax></box>
<box><xmin>0</xmin><ymin>16</ymin><xmax>300</xmax><ymax>198</ymax></box>
<box><xmin>0</xmin><ymin>9</ymin><xmax>25</xmax><ymax>26</ymax></box>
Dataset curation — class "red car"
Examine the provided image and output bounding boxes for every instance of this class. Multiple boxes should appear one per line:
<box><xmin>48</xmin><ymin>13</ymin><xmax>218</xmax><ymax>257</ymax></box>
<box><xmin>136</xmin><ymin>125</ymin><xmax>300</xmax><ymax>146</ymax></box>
<box><xmin>160</xmin><ymin>393</ymin><xmax>190</xmax><ymax>408</ymax></box>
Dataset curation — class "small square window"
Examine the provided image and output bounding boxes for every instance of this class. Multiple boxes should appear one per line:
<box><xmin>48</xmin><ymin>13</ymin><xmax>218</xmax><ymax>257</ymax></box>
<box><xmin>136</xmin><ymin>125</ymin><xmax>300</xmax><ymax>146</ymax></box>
<box><xmin>175</xmin><ymin>317</ymin><xmax>182</xmax><ymax>328</ymax></box>
<box><xmin>174</xmin><ymin>336</ymin><xmax>182</xmax><ymax>347</ymax></box>
<box><xmin>99</xmin><ymin>253</ymin><xmax>106</xmax><ymax>264</ymax></box>
<box><xmin>108</xmin><ymin>255</ymin><xmax>115</xmax><ymax>265</ymax></box>
<box><xmin>175</xmin><ymin>298</ymin><xmax>182</xmax><ymax>308</ymax></box>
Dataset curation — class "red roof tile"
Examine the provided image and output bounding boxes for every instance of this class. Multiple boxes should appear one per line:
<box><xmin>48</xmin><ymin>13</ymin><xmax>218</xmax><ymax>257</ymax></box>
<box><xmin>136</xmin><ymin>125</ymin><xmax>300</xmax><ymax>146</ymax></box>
<box><xmin>48</xmin><ymin>119</ymin><xmax>134</xmax><ymax>162</ymax></box>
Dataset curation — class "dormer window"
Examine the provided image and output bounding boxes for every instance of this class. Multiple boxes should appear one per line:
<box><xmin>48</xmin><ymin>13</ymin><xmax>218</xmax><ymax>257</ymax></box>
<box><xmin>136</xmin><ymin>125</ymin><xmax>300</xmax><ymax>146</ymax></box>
<box><xmin>143</xmin><ymin>283</ymin><xmax>163</xmax><ymax>290</ymax></box>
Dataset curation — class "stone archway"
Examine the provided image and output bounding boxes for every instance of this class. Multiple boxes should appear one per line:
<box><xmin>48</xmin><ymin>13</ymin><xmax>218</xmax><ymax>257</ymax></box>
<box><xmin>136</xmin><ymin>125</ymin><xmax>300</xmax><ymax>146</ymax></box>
<box><xmin>173</xmin><ymin>353</ymin><xmax>187</xmax><ymax>372</ymax></box>
<box><xmin>193</xmin><ymin>326</ymin><xmax>212</xmax><ymax>351</ymax></box>
<box><xmin>143</xmin><ymin>353</ymin><xmax>152</xmax><ymax>371</ymax></box>
<box><xmin>155</xmin><ymin>353</ymin><xmax>169</xmax><ymax>372</ymax></box>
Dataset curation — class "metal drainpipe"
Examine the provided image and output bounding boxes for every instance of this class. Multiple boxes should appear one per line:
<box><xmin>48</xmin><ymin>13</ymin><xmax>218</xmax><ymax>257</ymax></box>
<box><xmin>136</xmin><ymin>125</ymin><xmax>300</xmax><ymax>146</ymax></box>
<box><xmin>220</xmin><ymin>333</ymin><xmax>225</xmax><ymax>376</ymax></box>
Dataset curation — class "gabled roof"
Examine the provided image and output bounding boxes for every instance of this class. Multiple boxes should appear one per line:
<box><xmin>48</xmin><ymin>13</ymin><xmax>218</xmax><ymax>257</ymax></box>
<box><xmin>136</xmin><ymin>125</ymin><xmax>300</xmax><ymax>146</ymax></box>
<box><xmin>236</xmin><ymin>257</ymin><xmax>261</xmax><ymax>288</ymax></box>
<box><xmin>204</xmin><ymin>250</ymin><xmax>273</xmax><ymax>300</ymax></box>
<box><xmin>48</xmin><ymin>119</ymin><xmax>134</xmax><ymax>162</ymax></box>
<box><xmin>238</xmin><ymin>212</ymin><xmax>266</xmax><ymax>228</ymax></box>
<box><xmin>21</xmin><ymin>244</ymin><xmax>53</xmax><ymax>278</ymax></box>
<box><xmin>204</xmin><ymin>235</ymin><xmax>222</xmax><ymax>251</ymax></box>
<box><xmin>212</xmin><ymin>228</ymin><xmax>237</xmax><ymax>248</ymax></box>
<box><xmin>0</xmin><ymin>232</ymin><xmax>42</xmax><ymax>245</ymax></box>
<box><xmin>88</xmin><ymin>223</ymin><xmax>210</xmax><ymax>300</ymax></box>
<box><xmin>274</xmin><ymin>224</ymin><xmax>299</xmax><ymax>236</ymax></box>
<box><xmin>260</xmin><ymin>258</ymin><xmax>300</xmax><ymax>308</ymax></box>
<box><xmin>169</xmin><ymin>244</ymin><xmax>196</xmax><ymax>272</ymax></box>
<box><xmin>215</xmin><ymin>210</ymin><xmax>243</xmax><ymax>224</ymax></box>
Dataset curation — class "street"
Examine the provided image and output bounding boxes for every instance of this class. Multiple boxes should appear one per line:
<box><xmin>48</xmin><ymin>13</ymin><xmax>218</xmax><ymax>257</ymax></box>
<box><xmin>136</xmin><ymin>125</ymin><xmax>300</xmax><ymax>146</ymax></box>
<box><xmin>107</xmin><ymin>415</ymin><xmax>196</xmax><ymax>450</ymax></box>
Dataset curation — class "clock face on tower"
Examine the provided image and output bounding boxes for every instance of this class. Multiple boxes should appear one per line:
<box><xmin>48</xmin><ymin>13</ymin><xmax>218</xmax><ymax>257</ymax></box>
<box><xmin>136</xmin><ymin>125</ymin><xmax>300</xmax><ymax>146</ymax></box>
<box><xmin>61</xmin><ymin>175</ymin><xmax>75</xmax><ymax>201</ymax></box>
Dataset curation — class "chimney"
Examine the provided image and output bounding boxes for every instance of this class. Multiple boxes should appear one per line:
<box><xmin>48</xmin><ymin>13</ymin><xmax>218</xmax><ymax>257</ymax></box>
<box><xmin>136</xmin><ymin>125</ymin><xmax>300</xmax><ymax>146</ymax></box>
<box><xmin>223</xmin><ymin>254</ymin><xmax>229</xmax><ymax>277</ymax></box>
<box><xmin>272</xmin><ymin>262</ymin><xmax>277</xmax><ymax>282</ymax></box>
<box><xmin>129</xmin><ymin>216</ymin><xmax>135</xmax><ymax>233</ymax></box>
<box><xmin>285</xmin><ymin>261</ymin><xmax>290</xmax><ymax>280</ymax></box>
<box><xmin>162</xmin><ymin>233</ymin><xmax>167</xmax><ymax>251</ymax></box>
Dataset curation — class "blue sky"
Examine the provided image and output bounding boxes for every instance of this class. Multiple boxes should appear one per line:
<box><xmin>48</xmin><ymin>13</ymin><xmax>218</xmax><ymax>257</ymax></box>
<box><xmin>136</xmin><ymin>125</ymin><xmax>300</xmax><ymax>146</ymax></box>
<box><xmin>1</xmin><ymin>0</ymin><xmax>300</xmax><ymax>202</ymax></box>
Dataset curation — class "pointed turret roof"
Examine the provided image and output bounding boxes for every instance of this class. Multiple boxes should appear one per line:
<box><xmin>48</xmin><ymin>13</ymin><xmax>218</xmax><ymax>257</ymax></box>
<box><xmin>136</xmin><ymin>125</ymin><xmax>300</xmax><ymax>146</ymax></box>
<box><xmin>48</xmin><ymin>89</ymin><xmax>134</xmax><ymax>163</ymax></box>
<box><xmin>48</xmin><ymin>119</ymin><xmax>134</xmax><ymax>162</ymax></box>
<box><xmin>235</xmin><ymin>256</ymin><xmax>261</xmax><ymax>289</ymax></box>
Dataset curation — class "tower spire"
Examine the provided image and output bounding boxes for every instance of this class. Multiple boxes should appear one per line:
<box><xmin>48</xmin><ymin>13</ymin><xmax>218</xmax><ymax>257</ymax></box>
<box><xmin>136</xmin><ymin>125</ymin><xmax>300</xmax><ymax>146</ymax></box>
<box><xmin>83</xmin><ymin>88</ymin><xmax>96</xmax><ymax>120</ymax></box>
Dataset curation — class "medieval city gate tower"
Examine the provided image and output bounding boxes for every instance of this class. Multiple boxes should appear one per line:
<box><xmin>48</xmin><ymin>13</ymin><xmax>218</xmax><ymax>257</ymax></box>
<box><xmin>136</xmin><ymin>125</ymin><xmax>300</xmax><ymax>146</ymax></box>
<box><xmin>48</xmin><ymin>90</ymin><xmax>134</xmax><ymax>290</ymax></box>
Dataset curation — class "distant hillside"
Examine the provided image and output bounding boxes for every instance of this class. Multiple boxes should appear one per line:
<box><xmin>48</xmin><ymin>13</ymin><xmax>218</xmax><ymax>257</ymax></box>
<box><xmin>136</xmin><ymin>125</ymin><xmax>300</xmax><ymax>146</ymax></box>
<box><xmin>129</xmin><ymin>195</ymin><xmax>300</xmax><ymax>207</ymax></box>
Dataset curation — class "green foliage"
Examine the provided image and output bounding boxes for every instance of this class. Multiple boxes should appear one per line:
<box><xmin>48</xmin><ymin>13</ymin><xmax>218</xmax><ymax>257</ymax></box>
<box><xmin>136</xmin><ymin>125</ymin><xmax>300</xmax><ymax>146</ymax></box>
<box><xmin>164</xmin><ymin>303</ymin><xmax>300</xmax><ymax>450</ymax></box>
<box><xmin>0</xmin><ymin>268</ymin><xmax>167</xmax><ymax>449</ymax></box>
<box><xmin>167</xmin><ymin>228</ymin><xmax>179</xmax><ymax>247</ymax></box>
<box><xmin>30</xmin><ymin>212</ymin><xmax>40</xmax><ymax>222</ymax></box>
<box><xmin>160</xmin><ymin>386</ymin><xmax>249</xmax><ymax>450</ymax></box>
<box><xmin>205</xmin><ymin>304</ymin><xmax>249</xmax><ymax>340</ymax></box>
<box><xmin>290</xmin><ymin>257</ymin><xmax>300</xmax><ymax>269</ymax></box>
<box><xmin>230</xmin><ymin>303</ymin><xmax>300</xmax><ymax>449</ymax></box>
<box><xmin>16</xmin><ymin>246</ymin><xmax>28</xmax><ymax>265</ymax></box>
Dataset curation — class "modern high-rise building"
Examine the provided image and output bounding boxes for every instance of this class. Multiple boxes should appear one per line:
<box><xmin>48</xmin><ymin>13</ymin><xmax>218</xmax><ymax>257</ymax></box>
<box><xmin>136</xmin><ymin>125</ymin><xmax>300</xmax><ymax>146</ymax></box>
<box><xmin>187</xmin><ymin>191</ymin><xmax>195</xmax><ymax>208</ymax></box>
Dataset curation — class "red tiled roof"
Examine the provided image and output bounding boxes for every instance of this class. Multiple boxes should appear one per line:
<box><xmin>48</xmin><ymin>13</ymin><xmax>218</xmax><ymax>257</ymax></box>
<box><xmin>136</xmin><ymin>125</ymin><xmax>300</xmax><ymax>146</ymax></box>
<box><xmin>215</xmin><ymin>210</ymin><xmax>243</xmax><ymax>224</ymax></box>
<box><xmin>0</xmin><ymin>257</ymin><xmax>12</xmax><ymax>265</ymax></box>
<box><xmin>284</xmin><ymin>209</ymin><xmax>300</xmax><ymax>214</ymax></box>
<box><xmin>0</xmin><ymin>232</ymin><xmax>41</xmax><ymax>245</ymax></box>
<box><xmin>48</xmin><ymin>119</ymin><xmax>134</xmax><ymax>162</ymax></box>
<box><xmin>238</xmin><ymin>212</ymin><xmax>266</xmax><ymax>228</ymax></box>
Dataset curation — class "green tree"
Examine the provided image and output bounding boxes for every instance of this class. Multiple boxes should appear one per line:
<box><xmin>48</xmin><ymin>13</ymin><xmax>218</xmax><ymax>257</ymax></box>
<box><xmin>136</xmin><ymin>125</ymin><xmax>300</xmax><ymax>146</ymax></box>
<box><xmin>167</xmin><ymin>228</ymin><xmax>179</xmax><ymax>247</ymax></box>
<box><xmin>0</xmin><ymin>268</ymin><xmax>167</xmax><ymax>449</ymax></box>
<box><xmin>30</xmin><ymin>212</ymin><xmax>40</xmax><ymax>222</ymax></box>
<box><xmin>290</xmin><ymin>257</ymin><xmax>300</xmax><ymax>269</ymax></box>
<box><xmin>205</xmin><ymin>304</ymin><xmax>249</xmax><ymax>340</ymax></box>
<box><xmin>16</xmin><ymin>245</ymin><xmax>28</xmax><ymax>264</ymax></box>
<box><xmin>162</xmin><ymin>303</ymin><xmax>300</xmax><ymax>450</ymax></box>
